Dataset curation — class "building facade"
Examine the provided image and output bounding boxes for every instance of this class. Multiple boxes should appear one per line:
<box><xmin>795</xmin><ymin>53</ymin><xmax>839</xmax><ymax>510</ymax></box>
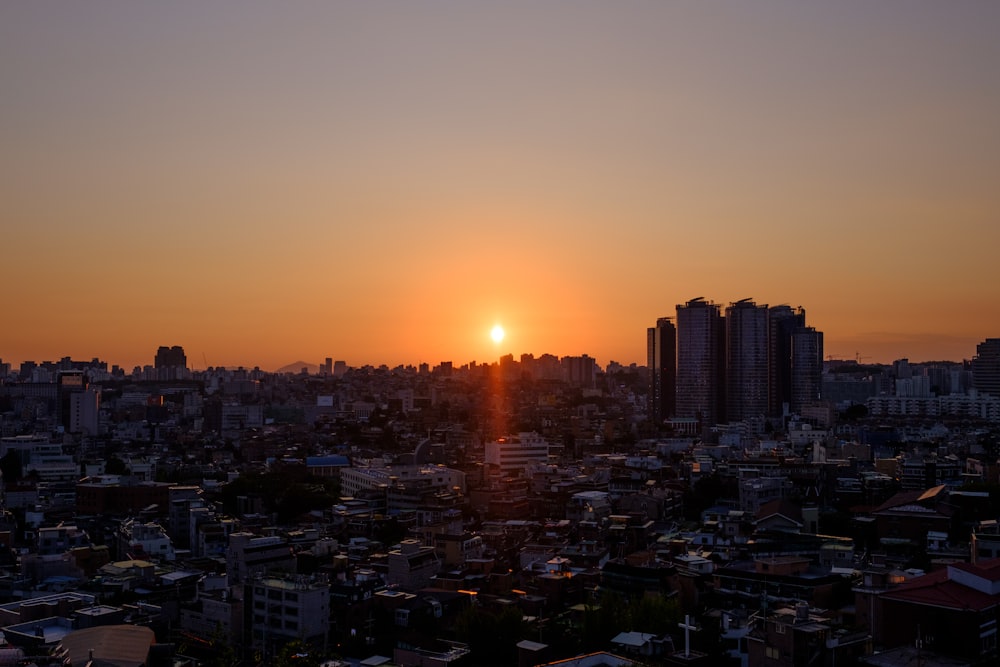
<box><xmin>973</xmin><ymin>338</ymin><xmax>1000</xmax><ymax>398</ymax></box>
<box><xmin>768</xmin><ymin>305</ymin><xmax>806</xmax><ymax>417</ymax></box>
<box><xmin>676</xmin><ymin>298</ymin><xmax>726</xmax><ymax>427</ymax></box>
<box><xmin>726</xmin><ymin>299</ymin><xmax>770</xmax><ymax>424</ymax></box>
<box><xmin>790</xmin><ymin>327</ymin><xmax>824</xmax><ymax>414</ymax></box>
<box><xmin>647</xmin><ymin>317</ymin><xmax>676</xmax><ymax>425</ymax></box>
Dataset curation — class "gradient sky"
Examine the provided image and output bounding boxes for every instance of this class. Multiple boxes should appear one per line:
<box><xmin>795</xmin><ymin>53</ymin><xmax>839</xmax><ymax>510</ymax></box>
<box><xmin>3</xmin><ymin>2</ymin><xmax>999</xmax><ymax>370</ymax></box>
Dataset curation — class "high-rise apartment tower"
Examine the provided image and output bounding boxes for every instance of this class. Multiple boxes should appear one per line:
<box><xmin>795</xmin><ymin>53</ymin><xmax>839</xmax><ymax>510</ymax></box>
<box><xmin>676</xmin><ymin>298</ymin><xmax>726</xmax><ymax>427</ymax></box>
<box><xmin>647</xmin><ymin>317</ymin><xmax>676</xmax><ymax>425</ymax></box>
<box><xmin>972</xmin><ymin>338</ymin><xmax>1000</xmax><ymax>398</ymax></box>
<box><xmin>726</xmin><ymin>299</ymin><xmax>770</xmax><ymax>423</ymax></box>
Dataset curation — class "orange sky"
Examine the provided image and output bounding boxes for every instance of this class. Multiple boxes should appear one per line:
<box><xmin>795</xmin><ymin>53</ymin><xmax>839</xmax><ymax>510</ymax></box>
<box><xmin>2</xmin><ymin>3</ymin><xmax>999</xmax><ymax>370</ymax></box>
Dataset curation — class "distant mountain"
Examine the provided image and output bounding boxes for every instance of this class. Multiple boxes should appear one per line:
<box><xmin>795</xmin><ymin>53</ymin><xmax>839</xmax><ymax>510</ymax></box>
<box><xmin>275</xmin><ymin>361</ymin><xmax>319</xmax><ymax>375</ymax></box>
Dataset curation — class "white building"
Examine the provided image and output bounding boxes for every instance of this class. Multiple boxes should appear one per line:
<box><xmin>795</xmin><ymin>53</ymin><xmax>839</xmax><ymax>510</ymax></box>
<box><xmin>118</xmin><ymin>519</ymin><xmax>176</xmax><ymax>562</ymax></box>
<box><xmin>386</xmin><ymin>539</ymin><xmax>441</xmax><ymax>590</ymax></box>
<box><xmin>339</xmin><ymin>464</ymin><xmax>466</xmax><ymax>497</ymax></box>
<box><xmin>485</xmin><ymin>432</ymin><xmax>551</xmax><ymax>476</ymax></box>
<box><xmin>226</xmin><ymin>533</ymin><xmax>295</xmax><ymax>584</ymax></box>
<box><xmin>0</xmin><ymin>435</ymin><xmax>77</xmax><ymax>483</ymax></box>
<box><xmin>249</xmin><ymin>574</ymin><xmax>330</xmax><ymax>656</ymax></box>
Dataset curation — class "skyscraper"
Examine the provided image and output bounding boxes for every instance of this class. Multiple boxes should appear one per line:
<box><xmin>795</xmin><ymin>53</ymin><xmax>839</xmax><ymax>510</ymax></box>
<box><xmin>768</xmin><ymin>305</ymin><xmax>807</xmax><ymax>417</ymax></box>
<box><xmin>972</xmin><ymin>338</ymin><xmax>1000</xmax><ymax>398</ymax></box>
<box><xmin>676</xmin><ymin>298</ymin><xmax>726</xmax><ymax>427</ymax></box>
<box><xmin>726</xmin><ymin>299</ymin><xmax>770</xmax><ymax>423</ymax></box>
<box><xmin>647</xmin><ymin>317</ymin><xmax>676</xmax><ymax>425</ymax></box>
<box><xmin>791</xmin><ymin>327</ymin><xmax>824</xmax><ymax>412</ymax></box>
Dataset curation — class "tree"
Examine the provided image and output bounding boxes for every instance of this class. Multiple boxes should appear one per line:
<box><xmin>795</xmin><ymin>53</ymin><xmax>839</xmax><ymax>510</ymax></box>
<box><xmin>219</xmin><ymin>469</ymin><xmax>340</xmax><ymax>522</ymax></box>
<box><xmin>105</xmin><ymin>456</ymin><xmax>128</xmax><ymax>475</ymax></box>
<box><xmin>201</xmin><ymin>622</ymin><xmax>239</xmax><ymax>667</ymax></box>
<box><xmin>453</xmin><ymin>605</ymin><xmax>527</xmax><ymax>665</ymax></box>
<box><xmin>0</xmin><ymin>451</ymin><xmax>22</xmax><ymax>483</ymax></box>
<box><xmin>628</xmin><ymin>594</ymin><xmax>681</xmax><ymax>636</ymax></box>
<box><xmin>271</xmin><ymin>640</ymin><xmax>323</xmax><ymax>667</ymax></box>
<box><xmin>580</xmin><ymin>591</ymin><xmax>630</xmax><ymax>651</ymax></box>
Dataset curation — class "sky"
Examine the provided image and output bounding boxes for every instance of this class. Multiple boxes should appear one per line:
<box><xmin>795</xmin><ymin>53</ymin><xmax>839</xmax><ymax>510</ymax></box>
<box><xmin>2</xmin><ymin>2</ymin><xmax>999</xmax><ymax>371</ymax></box>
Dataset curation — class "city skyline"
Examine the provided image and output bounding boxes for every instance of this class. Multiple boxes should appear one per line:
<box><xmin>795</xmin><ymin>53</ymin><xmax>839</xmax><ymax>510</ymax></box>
<box><xmin>3</xmin><ymin>3</ymin><xmax>999</xmax><ymax>371</ymax></box>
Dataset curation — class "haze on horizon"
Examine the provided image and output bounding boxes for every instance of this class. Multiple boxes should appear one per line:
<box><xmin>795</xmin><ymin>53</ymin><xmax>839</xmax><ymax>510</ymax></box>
<box><xmin>2</xmin><ymin>2</ymin><xmax>999</xmax><ymax>372</ymax></box>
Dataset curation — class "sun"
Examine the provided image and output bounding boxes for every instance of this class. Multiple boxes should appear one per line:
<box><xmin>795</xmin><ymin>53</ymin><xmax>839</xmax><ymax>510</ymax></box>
<box><xmin>490</xmin><ymin>324</ymin><xmax>505</xmax><ymax>344</ymax></box>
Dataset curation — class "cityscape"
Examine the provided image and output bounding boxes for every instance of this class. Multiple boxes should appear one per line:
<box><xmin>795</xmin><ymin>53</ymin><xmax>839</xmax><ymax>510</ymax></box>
<box><xmin>4</xmin><ymin>3</ymin><xmax>1000</xmax><ymax>667</ymax></box>
<box><xmin>1</xmin><ymin>301</ymin><xmax>1000</xmax><ymax>665</ymax></box>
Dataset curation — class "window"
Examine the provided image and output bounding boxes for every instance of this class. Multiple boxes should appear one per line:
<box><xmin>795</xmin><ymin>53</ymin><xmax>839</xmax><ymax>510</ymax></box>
<box><xmin>982</xmin><ymin>630</ymin><xmax>997</xmax><ymax>654</ymax></box>
<box><xmin>765</xmin><ymin>646</ymin><xmax>779</xmax><ymax>659</ymax></box>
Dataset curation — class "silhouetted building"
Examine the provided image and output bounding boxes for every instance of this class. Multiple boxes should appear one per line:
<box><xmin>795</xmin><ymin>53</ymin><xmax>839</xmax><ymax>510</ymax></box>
<box><xmin>791</xmin><ymin>327</ymin><xmax>824</xmax><ymax>413</ymax></box>
<box><xmin>973</xmin><ymin>338</ymin><xmax>1000</xmax><ymax>398</ymax></box>
<box><xmin>154</xmin><ymin>345</ymin><xmax>186</xmax><ymax>369</ymax></box>
<box><xmin>676</xmin><ymin>298</ymin><xmax>726</xmax><ymax>426</ymax></box>
<box><xmin>768</xmin><ymin>305</ymin><xmax>807</xmax><ymax>417</ymax></box>
<box><xmin>647</xmin><ymin>317</ymin><xmax>677</xmax><ymax>425</ymax></box>
<box><xmin>563</xmin><ymin>355</ymin><xmax>597</xmax><ymax>388</ymax></box>
<box><xmin>726</xmin><ymin>299</ymin><xmax>769</xmax><ymax>424</ymax></box>
<box><xmin>56</xmin><ymin>370</ymin><xmax>85</xmax><ymax>431</ymax></box>
<box><xmin>154</xmin><ymin>345</ymin><xmax>187</xmax><ymax>380</ymax></box>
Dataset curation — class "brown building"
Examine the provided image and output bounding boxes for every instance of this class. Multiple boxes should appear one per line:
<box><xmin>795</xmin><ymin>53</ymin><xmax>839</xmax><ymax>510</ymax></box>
<box><xmin>874</xmin><ymin>558</ymin><xmax>1000</xmax><ymax>661</ymax></box>
<box><xmin>870</xmin><ymin>485</ymin><xmax>952</xmax><ymax>544</ymax></box>
<box><xmin>747</xmin><ymin>602</ymin><xmax>870</xmax><ymax>667</ymax></box>
<box><xmin>75</xmin><ymin>479</ymin><xmax>172</xmax><ymax>516</ymax></box>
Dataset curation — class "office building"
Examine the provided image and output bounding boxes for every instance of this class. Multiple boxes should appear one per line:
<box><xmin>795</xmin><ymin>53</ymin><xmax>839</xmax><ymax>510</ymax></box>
<box><xmin>647</xmin><ymin>317</ymin><xmax>676</xmax><ymax>425</ymax></box>
<box><xmin>676</xmin><ymin>298</ymin><xmax>726</xmax><ymax>427</ymax></box>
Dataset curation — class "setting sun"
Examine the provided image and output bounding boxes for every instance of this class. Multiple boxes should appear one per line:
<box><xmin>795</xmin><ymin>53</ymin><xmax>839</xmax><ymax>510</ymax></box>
<box><xmin>490</xmin><ymin>325</ymin><xmax>505</xmax><ymax>344</ymax></box>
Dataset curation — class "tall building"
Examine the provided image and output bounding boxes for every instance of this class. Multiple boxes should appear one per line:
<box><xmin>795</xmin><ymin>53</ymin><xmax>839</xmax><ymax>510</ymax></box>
<box><xmin>647</xmin><ymin>317</ymin><xmax>676</xmax><ymax>425</ymax></box>
<box><xmin>676</xmin><ymin>298</ymin><xmax>726</xmax><ymax>427</ymax></box>
<box><xmin>973</xmin><ymin>338</ymin><xmax>1000</xmax><ymax>398</ymax></box>
<box><xmin>154</xmin><ymin>345</ymin><xmax>186</xmax><ymax>369</ymax></box>
<box><xmin>69</xmin><ymin>387</ymin><xmax>100</xmax><ymax>436</ymax></box>
<box><xmin>57</xmin><ymin>370</ymin><xmax>86</xmax><ymax>431</ymax></box>
<box><xmin>154</xmin><ymin>345</ymin><xmax>187</xmax><ymax>380</ymax></box>
<box><xmin>791</xmin><ymin>327</ymin><xmax>824</xmax><ymax>413</ymax></box>
<box><xmin>768</xmin><ymin>305</ymin><xmax>807</xmax><ymax>417</ymax></box>
<box><xmin>563</xmin><ymin>354</ymin><xmax>597</xmax><ymax>388</ymax></box>
<box><xmin>726</xmin><ymin>299</ymin><xmax>770</xmax><ymax>423</ymax></box>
